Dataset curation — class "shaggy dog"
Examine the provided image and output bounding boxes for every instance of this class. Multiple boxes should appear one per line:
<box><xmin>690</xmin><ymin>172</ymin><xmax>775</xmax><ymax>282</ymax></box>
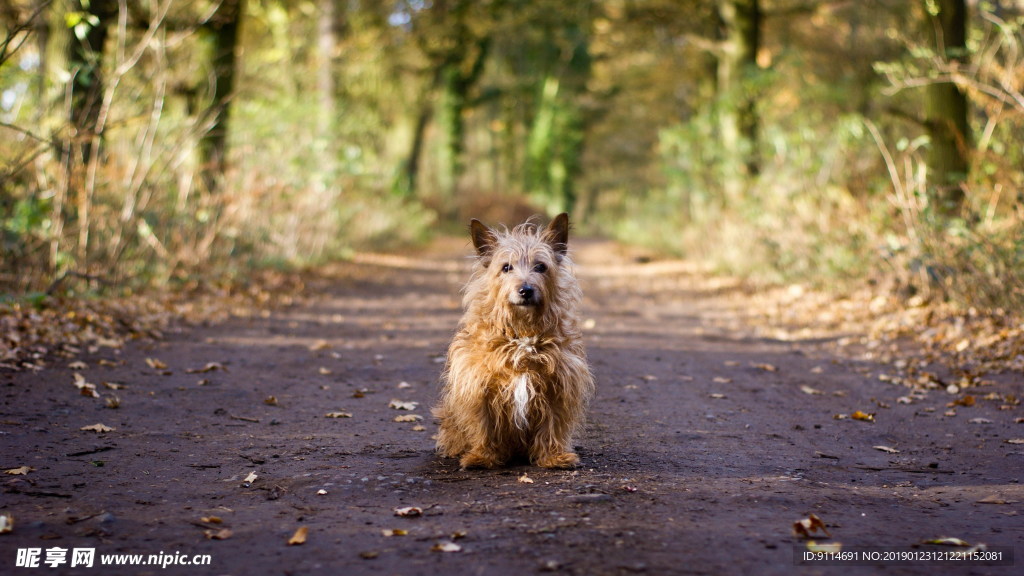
<box><xmin>434</xmin><ymin>213</ymin><xmax>594</xmax><ymax>469</ymax></box>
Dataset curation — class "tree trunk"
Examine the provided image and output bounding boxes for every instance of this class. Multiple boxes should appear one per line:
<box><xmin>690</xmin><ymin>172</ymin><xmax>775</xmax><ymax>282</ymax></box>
<box><xmin>317</xmin><ymin>0</ymin><xmax>338</xmax><ymax>183</ymax></box>
<box><xmin>38</xmin><ymin>0</ymin><xmax>72</xmax><ymax>275</ymax></box>
<box><xmin>924</xmin><ymin>0</ymin><xmax>969</xmax><ymax>217</ymax></box>
<box><xmin>398</xmin><ymin>101</ymin><xmax>433</xmax><ymax>197</ymax></box>
<box><xmin>198</xmin><ymin>0</ymin><xmax>244</xmax><ymax>193</ymax></box>
<box><xmin>524</xmin><ymin>13</ymin><xmax>591</xmax><ymax>217</ymax></box>
<box><xmin>717</xmin><ymin>0</ymin><xmax>761</xmax><ymax>200</ymax></box>
<box><xmin>68</xmin><ymin>0</ymin><xmax>117</xmax><ymax>164</ymax></box>
<box><xmin>435</xmin><ymin>62</ymin><xmax>466</xmax><ymax>204</ymax></box>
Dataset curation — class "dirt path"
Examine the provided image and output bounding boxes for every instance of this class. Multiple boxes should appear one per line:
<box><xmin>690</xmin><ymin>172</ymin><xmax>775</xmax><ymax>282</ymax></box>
<box><xmin>2</xmin><ymin>240</ymin><xmax>1021</xmax><ymax>575</ymax></box>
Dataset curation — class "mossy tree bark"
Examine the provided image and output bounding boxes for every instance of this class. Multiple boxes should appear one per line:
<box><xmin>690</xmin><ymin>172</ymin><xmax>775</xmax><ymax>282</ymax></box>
<box><xmin>923</xmin><ymin>0</ymin><xmax>969</xmax><ymax>218</ymax></box>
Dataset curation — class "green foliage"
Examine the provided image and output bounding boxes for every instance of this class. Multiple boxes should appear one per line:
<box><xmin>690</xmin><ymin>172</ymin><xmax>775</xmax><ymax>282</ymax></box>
<box><xmin>627</xmin><ymin>112</ymin><xmax>879</xmax><ymax>285</ymax></box>
<box><xmin>0</xmin><ymin>0</ymin><xmax>1021</xmax><ymax>314</ymax></box>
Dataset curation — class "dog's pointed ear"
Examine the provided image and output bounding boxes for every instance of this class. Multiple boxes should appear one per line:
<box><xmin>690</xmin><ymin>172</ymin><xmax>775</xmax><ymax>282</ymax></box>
<box><xmin>470</xmin><ymin>219</ymin><xmax>497</xmax><ymax>260</ymax></box>
<box><xmin>545</xmin><ymin>213</ymin><xmax>570</xmax><ymax>257</ymax></box>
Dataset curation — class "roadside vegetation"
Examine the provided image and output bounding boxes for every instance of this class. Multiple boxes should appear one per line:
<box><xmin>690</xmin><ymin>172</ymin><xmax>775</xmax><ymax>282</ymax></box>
<box><xmin>2</xmin><ymin>1</ymin><xmax>1022</xmax><ymax>377</ymax></box>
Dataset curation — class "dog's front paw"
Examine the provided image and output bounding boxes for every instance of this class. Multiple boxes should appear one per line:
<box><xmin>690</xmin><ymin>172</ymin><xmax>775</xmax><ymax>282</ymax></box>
<box><xmin>533</xmin><ymin>451</ymin><xmax>580</xmax><ymax>469</ymax></box>
<box><xmin>460</xmin><ymin>450</ymin><xmax>502</xmax><ymax>469</ymax></box>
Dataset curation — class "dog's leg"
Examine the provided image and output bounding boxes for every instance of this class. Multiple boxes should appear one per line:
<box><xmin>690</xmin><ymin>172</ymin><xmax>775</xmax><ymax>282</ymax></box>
<box><xmin>530</xmin><ymin>441</ymin><xmax>580</xmax><ymax>469</ymax></box>
<box><xmin>528</xmin><ymin>415</ymin><xmax>580</xmax><ymax>469</ymax></box>
<box><xmin>459</xmin><ymin>415</ymin><xmax>507</xmax><ymax>469</ymax></box>
<box><xmin>447</xmin><ymin>385</ymin><xmax>508</xmax><ymax>469</ymax></box>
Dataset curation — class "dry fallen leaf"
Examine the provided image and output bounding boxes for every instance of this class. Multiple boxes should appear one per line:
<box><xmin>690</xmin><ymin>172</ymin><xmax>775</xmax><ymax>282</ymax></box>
<box><xmin>145</xmin><ymin>357</ymin><xmax>168</xmax><ymax>370</ymax></box>
<box><xmin>432</xmin><ymin>541</ymin><xmax>462</xmax><ymax>553</ymax></box>
<box><xmin>242</xmin><ymin>471</ymin><xmax>258</xmax><ymax>486</ymax></box>
<box><xmin>204</xmin><ymin>528</ymin><xmax>233</xmax><ymax>540</ymax></box>
<box><xmin>712</xmin><ymin>377</ymin><xmax>732</xmax><ymax>384</ymax></box>
<box><xmin>382</xmin><ymin>529</ymin><xmax>408</xmax><ymax>537</ymax></box>
<box><xmin>976</xmin><ymin>495</ymin><xmax>1017</xmax><ymax>505</ymax></box>
<box><xmin>969</xmin><ymin>418</ymin><xmax>993</xmax><ymax>424</ymax></box>
<box><xmin>0</xmin><ymin>514</ymin><xmax>12</xmax><ymax>534</ymax></box>
<box><xmin>309</xmin><ymin>340</ymin><xmax>331</xmax><ymax>351</ymax></box>
<box><xmin>924</xmin><ymin>537</ymin><xmax>970</xmax><ymax>546</ymax></box>
<box><xmin>518</xmin><ymin>474</ymin><xmax>534</xmax><ymax>484</ymax></box>
<box><xmin>873</xmin><ymin>445</ymin><xmax>900</xmax><ymax>454</ymax></box>
<box><xmin>264</xmin><ymin>396</ymin><xmax>279</xmax><ymax>406</ymax></box>
<box><xmin>709</xmin><ymin>393</ymin><xmax>727</xmax><ymax>399</ymax></box>
<box><xmin>200</xmin><ymin>516</ymin><xmax>223</xmax><ymax>524</ymax></box>
<box><xmin>1006</xmin><ymin>439</ymin><xmax>1024</xmax><ymax>445</ymax></box>
<box><xmin>393</xmin><ymin>414</ymin><xmax>423</xmax><ymax>422</ymax></box>
<box><xmin>325</xmin><ymin>412</ymin><xmax>352</xmax><ymax>418</ymax></box>
<box><xmin>793</xmin><ymin>514</ymin><xmax>831</xmax><ymax>539</ymax></box>
<box><xmin>318</xmin><ymin>367</ymin><xmax>332</xmax><ymax>375</ymax></box>
<box><xmin>105</xmin><ymin>395</ymin><xmax>120</xmax><ymax>409</ymax></box>
<box><xmin>394</xmin><ymin>507</ymin><xmax>422</xmax><ymax>517</ymax></box>
<box><xmin>68</xmin><ymin>361</ymin><xmax>88</xmax><ymax>370</ymax></box>
<box><xmin>287</xmin><ymin>526</ymin><xmax>309</xmax><ymax>545</ymax></box>
<box><xmin>102</xmin><ymin>381</ymin><xmax>126</xmax><ymax>390</ymax></box>
<box><xmin>389</xmin><ymin>399</ymin><xmax>419</xmax><ymax>411</ymax></box>
<box><xmin>80</xmin><ymin>423</ymin><xmax>114</xmax><ymax>433</ymax></box>
<box><xmin>317</xmin><ymin>489</ymin><xmax>328</xmax><ymax>495</ymax></box>
<box><xmin>752</xmin><ymin>363</ymin><xmax>777</xmax><ymax>372</ymax></box>
<box><xmin>851</xmin><ymin>410</ymin><xmax>875</xmax><ymax>422</ymax></box>
<box><xmin>186</xmin><ymin>362</ymin><xmax>226</xmax><ymax>374</ymax></box>
<box><xmin>4</xmin><ymin>466</ymin><xmax>33</xmax><ymax>475</ymax></box>
<box><xmin>948</xmin><ymin>395</ymin><xmax>975</xmax><ymax>408</ymax></box>
<box><xmin>411</xmin><ymin>425</ymin><xmax>426</xmax><ymax>432</ymax></box>
<box><xmin>73</xmin><ymin>373</ymin><xmax>99</xmax><ymax>398</ymax></box>
<box><xmin>800</xmin><ymin>385</ymin><xmax>823</xmax><ymax>395</ymax></box>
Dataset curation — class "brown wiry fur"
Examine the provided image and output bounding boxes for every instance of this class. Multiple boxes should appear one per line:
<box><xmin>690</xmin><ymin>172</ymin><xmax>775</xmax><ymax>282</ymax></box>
<box><xmin>433</xmin><ymin>213</ymin><xmax>595</xmax><ymax>469</ymax></box>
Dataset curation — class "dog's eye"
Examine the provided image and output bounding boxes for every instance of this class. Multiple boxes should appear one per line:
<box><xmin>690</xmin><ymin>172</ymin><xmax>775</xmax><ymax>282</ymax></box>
<box><xmin>533</xmin><ymin>263</ymin><xmax>547</xmax><ymax>273</ymax></box>
<box><xmin>501</xmin><ymin>263</ymin><xmax>513</xmax><ymax>273</ymax></box>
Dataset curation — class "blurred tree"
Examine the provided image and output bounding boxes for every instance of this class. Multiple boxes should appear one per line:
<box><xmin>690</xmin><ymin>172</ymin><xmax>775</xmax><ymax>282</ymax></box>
<box><xmin>431</xmin><ymin>0</ymin><xmax>490</xmax><ymax>206</ymax></box>
<box><xmin>923</xmin><ymin>0</ymin><xmax>969</xmax><ymax>217</ymax></box>
<box><xmin>67</xmin><ymin>0</ymin><xmax>117</xmax><ymax>164</ymax></box>
<box><xmin>393</xmin><ymin>0</ymin><xmax>492</xmax><ymax>205</ymax></box>
<box><xmin>717</xmin><ymin>0</ymin><xmax>761</xmax><ymax>199</ymax></box>
<box><xmin>317</xmin><ymin>0</ymin><xmax>339</xmax><ymax>182</ymax></box>
<box><xmin>522</xmin><ymin>0</ymin><xmax>592</xmax><ymax>216</ymax></box>
<box><xmin>197</xmin><ymin>0</ymin><xmax>245</xmax><ymax>193</ymax></box>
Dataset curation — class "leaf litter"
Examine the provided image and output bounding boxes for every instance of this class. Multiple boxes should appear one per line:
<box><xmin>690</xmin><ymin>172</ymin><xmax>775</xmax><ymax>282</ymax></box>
<box><xmin>4</xmin><ymin>466</ymin><xmax>34</xmax><ymax>475</ymax></box>
<box><xmin>792</xmin><ymin>514</ymin><xmax>831</xmax><ymax>539</ymax></box>
<box><xmin>0</xmin><ymin>271</ymin><xmax>303</xmax><ymax>371</ymax></box>
<box><xmin>287</xmin><ymin>526</ymin><xmax>308</xmax><ymax>545</ymax></box>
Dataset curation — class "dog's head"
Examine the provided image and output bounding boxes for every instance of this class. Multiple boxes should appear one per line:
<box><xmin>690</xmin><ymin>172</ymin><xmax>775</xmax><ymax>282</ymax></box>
<box><xmin>466</xmin><ymin>213</ymin><xmax>572</xmax><ymax>330</ymax></box>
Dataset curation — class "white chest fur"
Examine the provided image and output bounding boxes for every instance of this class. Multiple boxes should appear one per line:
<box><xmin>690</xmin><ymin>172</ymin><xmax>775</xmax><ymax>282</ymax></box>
<box><xmin>512</xmin><ymin>373</ymin><xmax>532</xmax><ymax>430</ymax></box>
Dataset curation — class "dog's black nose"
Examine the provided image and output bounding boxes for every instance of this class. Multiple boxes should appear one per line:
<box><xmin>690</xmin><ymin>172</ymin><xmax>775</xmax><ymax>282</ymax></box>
<box><xmin>518</xmin><ymin>285</ymin><xmax>535</xmax><ymax>300</ymax></box>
